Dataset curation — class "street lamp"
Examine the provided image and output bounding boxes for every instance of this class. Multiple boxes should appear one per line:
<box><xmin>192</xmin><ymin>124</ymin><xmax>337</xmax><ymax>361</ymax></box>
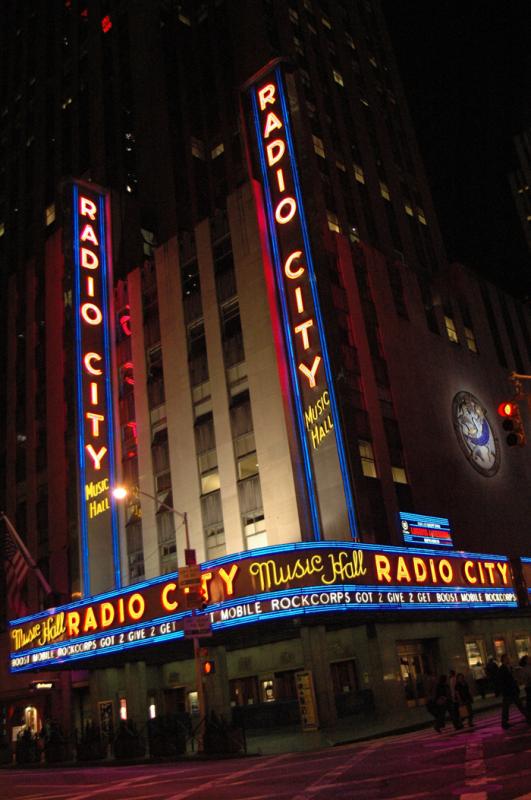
<box><xmin>112</xmin><ymin>484</ymin><xmax>207</xmax><ymax>749</ymax></box>
<box><xmin>112</xmin><ymin>485</ymin><xmax>191</xmax><ymax>552</ymax></box>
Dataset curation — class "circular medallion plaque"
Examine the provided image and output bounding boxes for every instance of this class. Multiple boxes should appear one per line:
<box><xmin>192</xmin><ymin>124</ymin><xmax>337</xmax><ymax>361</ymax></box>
<box><xmin>452</xmin><ymin>391</ymin><xmax>500</xmax><ymax>477</ymax></box>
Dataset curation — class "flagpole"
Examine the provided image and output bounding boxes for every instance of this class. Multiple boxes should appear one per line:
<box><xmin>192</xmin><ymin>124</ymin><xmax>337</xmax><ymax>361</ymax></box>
<box><xmin>1</xmin><ymin>511</ymin><xmax>53</xmax><ymax>598</ymax></box>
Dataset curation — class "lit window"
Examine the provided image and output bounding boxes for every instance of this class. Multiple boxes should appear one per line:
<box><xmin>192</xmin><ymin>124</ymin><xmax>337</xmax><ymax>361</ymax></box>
<box><xmin>312</xmin><ymin>135</ymin><xmax>325</xmax><ymax>158</ymax></box>
<box><xmin>379</xmin><ymin>182</ymin><xmax>390</xmax><ymax>200</ymax></box>
<box><xmin>327</xmin><ymin>211</ymin><xmax>340</xmax><ymax>233</ymax></box>
<box><xmin>126</xmin><ymin>185</ymin><xmax>133</xmax><ymax>193</ymax></box>
<box><xmin>369</xmin><ymin>56</ymin><xmax>378</xmax><ymax>68</ymax></box>
<box><xmin>201</xmin><ymin>470</ymin><xmax>220</xmax><ymax>494</ymax></box>
<box><xmin>178</xmin><ymin>13</ymin><xmax>191</xmax><ymax>26</ymax></box>
<box><xmin>148</xmin><ymin>698</ymin><xmax>157</xmax><ymax>719</ymax></box>
<box><xmin>345</xmin><ymin>33</ymin><xmax>356</xmax><ymax>49</ymax></box>
<box><xmin>293</xmin><ymin>36</ymin><xmax>304</xmax><ymax>55</ymax></box>
<box><xmin>45</xmin><ymin>203</ymin><xmax>56</xmax><ymax>226</ymax></box>
<box><xmin>417</xmin><ymin>208</ymin><xmax>427</xmax><ymax>225</ymax></box>
<box><xmin>349</xmin><ymin>226</ymin><xmax>360</xmax><ymax>243</ymax></box>
<box><xmin>353</xmin><ymin>163</ymin><xmax>365</xmax><ymax>184</ymax></box>
<box><xmin>237</xmin><ymin>451</ymin><xmax>258</xmax><ymax>480</ymax></box>
<box><xmin>392</xmin><ymin>466</ymin><xmax>408</xmax><ymax>484</ymax></box>
<box><xmin>359</xmin><ymin>440</ymin><xmax>377</xmax><ymax>478</ymax></box>
<box><xmin>191</xmin><ymin>137</ymin><xmax>205</xmax><ymax>160</ymax></box>
<box><xmin>303</xmin><ymin>0</ymin><xmax>313</xmax><ymax>10</ymax></box>
<box><xmin>332</xmin><ymin>70</ymin><xmax>344</xmax><ymax>87</ymax></box>
<box><xmin>101</xmin><ymin>15</ymin><xmax>112</xmax><ymax>33</ymax></box>
<box><xmin>444</xmin><ymin>315</ymin><xmax>459</xmax><ymax>343</ymax></box>
<box><xmin>61</xmin><ymin>96</ymin><xmax>73</xmax><ymax>110</ymax></box>
<box><xmin>321</xmin><ymin>16</ymin><xmax>332</xmax><ymax>29</ymax></box>
<box><xmin>336</xmin><ymin>160</ymin><xmax>346</xmax><ymax>172</ymax></box>
<box><xmin>464</xmin><ymin>326</ymin><xmax>478</xmax><ymax>353</ymax></box>
<box><xmin>211</xmin><ymin>142</ymin><xmax>224</xmax><ymax>159</ymax></box>
<box><xmin>289</xmin><ymin>8</ymin><xmax>299</xmax><ymax>22</ymax></box>
<box><xmin>360</xmin><ymin>97</ymin><xmax>369</xmax><ymax>107</ymax></box>
<box><xmin>404</xmin><ymin>203</ymin><xmax>414</xmax><ymax>216</ymax></box>
<box><xmin>0</xmin><ymin>222</ymin><xmax>5</xmax><ymax>237</ymax></box>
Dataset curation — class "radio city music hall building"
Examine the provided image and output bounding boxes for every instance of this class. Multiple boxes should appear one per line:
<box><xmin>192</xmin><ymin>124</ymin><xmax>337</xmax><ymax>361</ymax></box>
<box><xmin>1</xmin><ymin>1</ymin><xmax>530</xmax><ymax>743</ymax></box>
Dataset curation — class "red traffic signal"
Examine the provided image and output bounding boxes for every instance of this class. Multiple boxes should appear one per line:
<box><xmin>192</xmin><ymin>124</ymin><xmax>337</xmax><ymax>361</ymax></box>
<box><xmin>202</xmin><ymin>659</ymin><xmax>216</xmax><ymax>675</ymax></box>
<box><xmin>498</xmin><ymin>401</ymin><xmax>518</xmax><ymax>418</ymax></box>
<box><xmin>498</xmin><ymin>401</ymin><xmax>526</xmax><ymax>446</ymax></box>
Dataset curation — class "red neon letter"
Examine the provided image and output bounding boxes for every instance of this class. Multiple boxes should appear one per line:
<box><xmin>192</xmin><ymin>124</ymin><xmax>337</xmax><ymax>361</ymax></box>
<box><xmin>81</xmin><ymin>248</ymin><xmax>99</xmax><ymax>270</ymax></box>
<box><xmin>266</xmin><ymin>139</ymin><xmax>285</xmax><ymax>167</ymax></box>
<box><xmin>67</xmin><ymin>611</ymin><xmax>80</xmax><ymax>636</ymax></box>
<box><xmin>298</xmin><ymin>355</ymin><xmax>321</xmax><ymax>388</ymax></box>
<box><xmin>84</xmin><ymin>352</ymin><xmax>103</xmax><ymax>375</ymax></box>
<box><xmin>80</xmin><ymin>196</ymin><xmax>97</xmax><ymax>220</ymax></box>
<box><xmin>86</xmin><ymin>412</ymin><xmax>105</xmax><ymax>437</ymax></box>
<box><xmin>276</xmin><ymin>169</ymin><xmax>285</xmax><ymax>192</ymax></box>
<box><xmin>294</xmin><ymin>319</ymin><xmax>314</xmax><ymax>350</ymax></box>
<box><xmin>263</xmin><ymin>111</ymin><xmax>283</xmax><ymax>139</ymax></box>
<box><xmin>464</xmin><ymin>561</ymin><xmax>476</xmax><ymax>584</ymax></box>
<box><xmin>284</xmin><ymin>250</ymin><xmax>305</xmax><ymax>279</ymax></box>
<box><xmin>86</xmin><ymin>275</ymin><xmax>95</xmax><ymax>297</ymax></box>
<box><xmin>86</xmin><ymin>444</ymin><xmax>107</xmax><ymax>470</ymax></box>
<box><xmin>80</xmin><ymin>224</ymin><xmax>99</xmax><ymax>246</ymax></box>
<box><xmin>90</xmin><ymin>382</ymin><xmax>98</xmax><ymax>405</ymax></box>
<box><xmin>100</xmin><ymin>602</ymin><xmax>115</xmax><ymax>628</ymax></box>
<box><xmin>275</xmin><ymin>197</ymin><xmax>297</xmax><ymax>224</ymax></box>
<box><xmin>81</xmin><ymin>303</ymin><xmax>103</xmax><ymax>326</ymax></box>
<box><xmin>258</xmin><ymin>83</ymin><xmax>276</xmax><ymax>110</ymax></box>
<box><xmin>375</xmin><ymin>555</ymin><xmax>391</xmax><ymax>583</ymax></box>
<box><xmin>128</xmin><ymin>593</ymin><xmax>145</xmax><ymax>621</ymax></box>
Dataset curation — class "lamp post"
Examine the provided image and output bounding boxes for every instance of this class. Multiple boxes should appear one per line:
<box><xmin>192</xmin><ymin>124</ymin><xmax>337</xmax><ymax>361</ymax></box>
<box><xmin>112</xmin><ymin>485</ymin><xmax>191</xmax><ymax>554</ymax></box>
<box><xmin>112</xmin><ymin>485</ymin><xmax>207</xmax><ymax>751</ymax></box>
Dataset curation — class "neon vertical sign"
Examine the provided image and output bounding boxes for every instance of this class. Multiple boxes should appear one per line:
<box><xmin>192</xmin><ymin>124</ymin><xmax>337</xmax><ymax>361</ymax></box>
<box><xmin>73</xmin><ymin>183</ymin><xmax>121</xmax><ymax>595</ymax></box>
<box><xmin>246</xmin><ymin>64</ymin><xmax>358</xmax><ymax>541</ymax></box>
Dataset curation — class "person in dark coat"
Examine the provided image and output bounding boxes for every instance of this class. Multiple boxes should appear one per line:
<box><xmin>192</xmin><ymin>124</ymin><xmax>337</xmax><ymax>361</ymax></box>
<box><xmin>486</xmin><ymin>656</ymin><xmax>500</xmax><ymax>696</ymax></box>
<box><xmin>498</xmin><ymin>654</ymin><xmax>530</xmax><ymax>729</ymax></box>
<box><xmin>519</xmin><ymin>655</ymin><xmax>531</xmax><ymax>715</ymax></box>
<box><xmin>430</xmin><ymin>674</ymin><xmax>451</xmax><ymax>732</ymax></box>
<box><xmin>455</xmin><ymin>673</ymin><xmax>474</xmax><ymax>727</ymax></box>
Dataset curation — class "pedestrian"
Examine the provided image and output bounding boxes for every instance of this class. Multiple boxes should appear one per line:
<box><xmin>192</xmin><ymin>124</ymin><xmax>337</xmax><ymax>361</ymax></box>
<box><xmin>486</xmin><ymin>656</ymin><xmax>500</xmax><ymax>696</ymax></box>
<box><xmin>429</xmin><ymin>674</ymin><xmax>451</xmax><ymax>733</ymax></box>
<box><xmin>518</xmin><ymin>655</ymin><xmax>531</xmax><ymax>716</ymax></box>
<box><xmin>498</xmin><ymin>654</ymin><xmax>529</xmax><ymax>729</ymax></box>
<box><xmin>455</xmin><ymin>673</ymin><xmax>474</xmax><ymax>727</ymax></box>
<box><xmin>448</xmin><ymin>670</ymin><xmax>463</xmax><ymax>730</ymax></box>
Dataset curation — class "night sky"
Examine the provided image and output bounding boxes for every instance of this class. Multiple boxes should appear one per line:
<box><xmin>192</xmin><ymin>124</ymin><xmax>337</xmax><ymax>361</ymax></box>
<box><xmin>382</xmin><ymin>1</ymin><xmax>531</xmax><ymax>297</ymax></box>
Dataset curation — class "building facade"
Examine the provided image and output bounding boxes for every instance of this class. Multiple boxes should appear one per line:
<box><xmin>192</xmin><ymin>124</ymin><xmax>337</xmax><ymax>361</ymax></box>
<box><xmin>1</xmin><ymin>1</ymin><xmax>530</xmax><ymax>747</ymax></box>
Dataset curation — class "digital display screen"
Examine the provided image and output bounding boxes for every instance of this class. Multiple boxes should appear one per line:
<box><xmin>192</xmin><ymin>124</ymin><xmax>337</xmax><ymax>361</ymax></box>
<box><xmin>400</xmin><ymin>512</ymin><xmax>454</xmax><ymax>548</ymax></box>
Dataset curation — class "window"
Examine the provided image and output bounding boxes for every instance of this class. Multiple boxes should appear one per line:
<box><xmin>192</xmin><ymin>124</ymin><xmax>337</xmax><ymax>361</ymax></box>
<box><xmin>379</xmin><ymin>182</ymin><xmax>390</xmax><ymax>201</ymax></box>
<box><xmin>515</xmin><ymin>635</ymin><xmax>529</xmax><ymax>659</ymax></box>
<box><xmin>126</xmin><ymin>519</ymin><xmax>144</xmax><ymax>581</ymax></box>
<box><xmin>157</xmin><ymin>495</ymin><xmax>177</xmax><ymax>574</ymax></box>
<box><xmin>359</xmin><ymin>440</ymin><xmax>377</xmax><ymax>478</ymax></box>
<box><xmin>444</xmin><ymin>315</ymin><xmax>459</xmax><ymax>344</ymax></box>
<box><xmin>391</xmin><ymin>466</ymin><xmax>408</xmax><ymax>484</ymax></box>
<box><xmin>45</xmin><ymin>203</ymin><xmax>55</xmax><ymax>225</ymax></box>
<box><xmin>417</xmin><ymin>208</ymin><xmax>427</xmax><ymax>225</ymax></box>
<box><xmin>312</xmin><ymin>135</ymin><xmax>325</xmax><ymax>158</ymax></box>
<box><xmin>327</xmin><ymin>210</ymin><xmax>340</xmax><ymax>233</ymax></box>
<box><xmin>464</xmin><ymin>326</ymin><xmax>478</xmax><ymax>353</ymax></box>
<box><xmin>353</xmin><ymin>163</ymin><xmax>365</xmax><ymax>184</ymax></box>
<box><xmin>243</xmin><ymin>512</ymin><xmax>267</xmax><ymax>549</ymax></box>
<box><xmin>201</xmin><ymin>491</ymin><xmax>225</xmax><ymax>559</ymax></box>
<box><xmin>404</xmin><ymin>203</ymin><xmax>414</xmax><ymax>217</ymax></box>
<box><xmin>211</xmin><ymin>142</ymin><xmax>224</xmax><ymax>159</ymax></box>
<box><xmin>332</xmin><ymin>70</ymin><xmax>344</xmax><ymax>87</ymax></box>
<box><xmin>191</xmin><ymin>137</ymin><xmax>205</xmax><ymax>159</ymax></box>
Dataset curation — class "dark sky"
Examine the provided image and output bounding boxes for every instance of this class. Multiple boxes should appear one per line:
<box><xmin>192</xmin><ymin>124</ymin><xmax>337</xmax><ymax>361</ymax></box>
<box><xmin>382</xmin><ymin>1</ymin><xmax>531</xmax><ymax>297</ymax></box>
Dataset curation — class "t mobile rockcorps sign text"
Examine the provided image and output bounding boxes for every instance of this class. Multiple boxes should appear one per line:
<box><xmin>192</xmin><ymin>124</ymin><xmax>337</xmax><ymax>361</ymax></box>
<box><xmin>72</xmin><ymin>182</ymin><xmax>120</xmax><ymax>594</ymax></box>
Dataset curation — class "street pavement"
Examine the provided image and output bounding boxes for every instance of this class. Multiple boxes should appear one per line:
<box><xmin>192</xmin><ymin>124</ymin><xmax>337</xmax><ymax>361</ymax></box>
<box><xmin>3</xmin><ymin>710</ymin><xmax>531</xmax><ymax>800</ymax></box>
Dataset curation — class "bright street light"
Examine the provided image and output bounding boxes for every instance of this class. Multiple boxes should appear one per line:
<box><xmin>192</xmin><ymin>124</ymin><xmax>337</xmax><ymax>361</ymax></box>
<box><xmin>112</xmin><ymin>484</ymin><xmax>191</xmax><ymax>550</ymax></box>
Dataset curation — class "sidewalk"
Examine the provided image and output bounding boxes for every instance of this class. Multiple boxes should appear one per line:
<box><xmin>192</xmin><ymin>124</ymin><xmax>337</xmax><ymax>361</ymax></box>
<box><xmin>244</xmin><ymin>695</ymin><xmax>503</xmax><ymax>755</ymax></box>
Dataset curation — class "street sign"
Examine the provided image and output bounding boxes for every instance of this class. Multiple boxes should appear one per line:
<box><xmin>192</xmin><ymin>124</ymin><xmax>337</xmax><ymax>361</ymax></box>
<box><xmin>183</xmin><ymin>613</ymin><xmax>212</xmax><ymax>639</ymax></box>
<box><xmin>178</xmin><ymin>564</ymin><xmax>202</xmax><ymax>590</ymax></box>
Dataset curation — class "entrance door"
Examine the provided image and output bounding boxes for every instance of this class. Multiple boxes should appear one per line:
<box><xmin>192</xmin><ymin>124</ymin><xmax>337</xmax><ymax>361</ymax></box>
<box><xmin>397</xmin><ymin>641</ymin><xmax>436</xmax><ymax>707</ymax></box>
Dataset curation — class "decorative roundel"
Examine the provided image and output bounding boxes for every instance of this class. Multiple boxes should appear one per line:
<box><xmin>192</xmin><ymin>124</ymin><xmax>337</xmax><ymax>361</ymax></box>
<box><xmin>452</xmin><ymin>391</ymin><xmax>500</xmax><ymax>477</ymax></box>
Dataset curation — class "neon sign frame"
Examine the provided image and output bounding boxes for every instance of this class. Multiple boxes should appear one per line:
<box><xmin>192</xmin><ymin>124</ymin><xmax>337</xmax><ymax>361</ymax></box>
<box><xmin>72</xmin><ymin>183</ymin><xmax>121</xmax><ymax>594</ymax></box>
<box><xmin>9</xmin><ymin>541</ymin><xmax>519</xmax><ymax>672</ymax></box>
<box><xmin>249</xmin><ymin>64</ymin><xmax>358</xmax><ymax>541</ymax></box>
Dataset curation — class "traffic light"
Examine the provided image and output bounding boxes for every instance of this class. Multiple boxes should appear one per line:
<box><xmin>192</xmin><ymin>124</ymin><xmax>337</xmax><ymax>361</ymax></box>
<box><xmin>185</xmin><ymin>584</ymin><xmax>208</xmax><ymax>611</ymax></box>
<box><xmin>497</xmin><ymin>401</ymin><xmax>526</xmax><ymax>446</ymax></box>
<box><xmin>202</xmin><ymin>659</ymin><xmax>216</xmax><ymax>675</ymax></box>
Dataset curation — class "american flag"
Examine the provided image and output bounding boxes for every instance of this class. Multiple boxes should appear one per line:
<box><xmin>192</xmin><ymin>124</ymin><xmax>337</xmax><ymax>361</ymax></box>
<box><xmin>2</xmin><ymin>523</ymin><xmax>29</xmax><ymax>618</ymax></box>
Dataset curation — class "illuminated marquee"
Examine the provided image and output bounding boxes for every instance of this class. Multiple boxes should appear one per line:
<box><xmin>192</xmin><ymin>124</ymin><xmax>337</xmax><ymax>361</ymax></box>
<box><xmin>72</xmin><ymin>183</ymin><xmax>120</xmax><ymax>594</ymax></box>
<box><xmin>246</xmin><ymin>63</ymin><xmax>357</xmax><ymax>540</ymax></box>
<box><xmin>9</xmin><ymin>542</ymin><xmax>519</xmax><ymax>672</ymax></box>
